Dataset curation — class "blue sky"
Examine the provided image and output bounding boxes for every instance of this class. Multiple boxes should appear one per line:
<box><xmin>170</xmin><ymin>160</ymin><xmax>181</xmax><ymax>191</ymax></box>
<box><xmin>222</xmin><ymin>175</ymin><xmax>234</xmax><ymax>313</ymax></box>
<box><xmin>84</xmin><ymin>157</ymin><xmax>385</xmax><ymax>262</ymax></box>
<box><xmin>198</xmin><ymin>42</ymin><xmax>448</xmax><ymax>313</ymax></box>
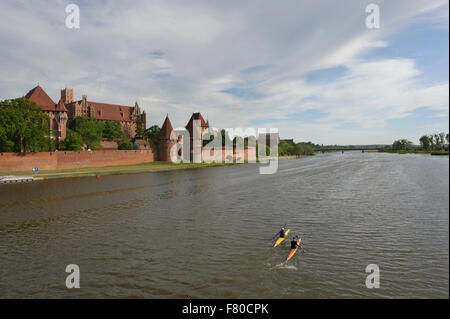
<box><xmin>0</xmin><ymin>0</ymin><xmax>448</xmax><ymax>145</ymax></box>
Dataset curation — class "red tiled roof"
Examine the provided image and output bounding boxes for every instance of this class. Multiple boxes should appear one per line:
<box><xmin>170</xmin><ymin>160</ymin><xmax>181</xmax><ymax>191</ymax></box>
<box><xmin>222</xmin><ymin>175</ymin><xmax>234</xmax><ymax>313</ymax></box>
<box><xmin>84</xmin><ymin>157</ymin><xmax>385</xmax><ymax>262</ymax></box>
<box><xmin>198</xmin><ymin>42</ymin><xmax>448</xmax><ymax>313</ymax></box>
<box><xmin>160</xmin><ymin>115</ymin><xmax>177</xmax><ymax>140</ymax></box>
<box><xmin>185</xmin><ymin>112</ymin><xmax>208</xmax><ymax>135</ymax></box>
<box><xmin>24</xmin><ymin>86</ymin><xmax>57</xmax><ymax>111</ymax></box>
<box><xmin>55</xmin><ymin>99</ymin><xmax>68</xmax><ymax>112</ymax></box>
<box><xmin>87</xmin><ymin>101</ymin><xmax>133</xmax><ymax>122</ymax></box>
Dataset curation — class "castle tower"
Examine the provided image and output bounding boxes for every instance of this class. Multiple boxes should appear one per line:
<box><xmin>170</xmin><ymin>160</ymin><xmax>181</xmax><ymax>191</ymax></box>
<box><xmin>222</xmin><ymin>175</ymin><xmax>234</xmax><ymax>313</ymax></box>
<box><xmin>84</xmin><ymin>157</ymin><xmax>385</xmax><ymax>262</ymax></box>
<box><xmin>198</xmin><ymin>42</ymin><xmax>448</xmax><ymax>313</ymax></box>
<box><xmin>61</xmin><ymin>88</ymin><xmax>74</xmax><ymax>104</ymax></box>
<box><xmin>158</xmin><ymin>115</ymin><xmax>178</xmax><ymax>162</ymax></box>
<box><xmin>141</xmin><ymin>111</ymin><xmax>147</xmax><ymax>134</ymax></box>
<box><xmin>185</xmin><ymin>112</ymin><xmax>209</xmax><ymax>163</ymax></box>
<box><xmin>55</xmin><ymin>99</ymin><xmax>69</xmax><ymax>147</ymax></box>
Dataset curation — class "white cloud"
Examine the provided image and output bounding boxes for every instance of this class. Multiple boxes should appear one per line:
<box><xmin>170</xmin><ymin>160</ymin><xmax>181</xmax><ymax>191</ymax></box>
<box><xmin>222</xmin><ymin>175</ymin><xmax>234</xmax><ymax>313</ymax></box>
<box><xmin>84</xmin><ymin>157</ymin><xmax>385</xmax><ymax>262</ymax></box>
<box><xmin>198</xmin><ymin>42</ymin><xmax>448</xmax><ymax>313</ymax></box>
<box><xmin>0</xmin><ymin>0</ymin><xmax>448</xmax><ymax>144</ymax></box>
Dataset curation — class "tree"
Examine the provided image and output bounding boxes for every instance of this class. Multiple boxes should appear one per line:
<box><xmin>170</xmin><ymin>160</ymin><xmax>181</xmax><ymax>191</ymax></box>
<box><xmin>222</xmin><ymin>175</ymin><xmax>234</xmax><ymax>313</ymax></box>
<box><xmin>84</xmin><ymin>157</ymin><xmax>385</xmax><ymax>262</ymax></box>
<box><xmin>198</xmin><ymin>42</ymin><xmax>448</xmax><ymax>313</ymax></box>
<box><xmin>69</xmin><ymin>116</ymin><xmax>103</xmax><ymax>150</ymax></box>
<box><xmin>144</xmin><ymin>125</ymin><xmax>161</xmax><ymax>146</ymax></box>
<box><xmin>295</xmin><ymin>142</ymin><xmax>315</xmax><ymax>155</ymax></box>
<box><xmin>0</xmin><ymin>110</ymin><xmax>14</xmax><ymax>152</ymax></box>
<box><xmin>0</xmin><ymin>98</ymin><xmax>51</xmax><ymax>153</ymax></box>
<box><xmin>135</xmin><ymin>115</ymin><xmax>145</xmax><ymax>138</ymax></box>
<box><xmin>433</xmin><ymin>134</ymin><xmax>441</xmax><ymax>149</ymax></box>
<box><xmin>428</xmin><ymin>135</ymin><xmax>435</xmax><ymax>150</ymax></box>
<box><xmin>392</xmin><ymin>139</ymin><xmax>412</xmax><ymax>151</ymax></box>
<box><xmin>439</xmin><ymin>132</ymin><xmax>446</xmax><ymax>148</ymax></box>
<box><xmin>102</xmin><ymin>120</ymin><xmax>124</xmax><ymax>139</ymax></box>
<box><xmin>419</xmin><ymin>135</ymin><xmax>431</xmax><ymax>151</ymax></box>
<box><xmin>61</xmin><ymin>129</ymin><xmax>84</xmax><ymax>151</ymax></box>
<box><xmin>220</xmin><ymin>129</ymin><xmax>233</xmax><ymax>146</ymax></box>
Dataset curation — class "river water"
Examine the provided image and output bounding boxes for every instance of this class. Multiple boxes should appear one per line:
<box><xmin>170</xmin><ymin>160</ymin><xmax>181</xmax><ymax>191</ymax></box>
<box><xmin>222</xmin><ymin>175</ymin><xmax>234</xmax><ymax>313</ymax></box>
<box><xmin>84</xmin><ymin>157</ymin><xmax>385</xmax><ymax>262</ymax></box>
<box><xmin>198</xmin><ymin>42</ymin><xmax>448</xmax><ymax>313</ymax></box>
<box><xmin>0</xmin><ymin>152</ymin><xmax>448</xmax><ymax>298</ymax></box>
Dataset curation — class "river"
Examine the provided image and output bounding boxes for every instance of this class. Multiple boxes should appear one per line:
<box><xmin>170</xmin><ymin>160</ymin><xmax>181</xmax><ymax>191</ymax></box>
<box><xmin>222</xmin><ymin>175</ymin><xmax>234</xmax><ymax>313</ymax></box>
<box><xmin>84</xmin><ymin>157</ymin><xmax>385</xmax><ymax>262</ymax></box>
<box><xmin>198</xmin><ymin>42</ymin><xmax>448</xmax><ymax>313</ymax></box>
<box><xmin>0</xmin><ymin>152</ymin><xmax>448</xmax><ymax>298</ymax></box>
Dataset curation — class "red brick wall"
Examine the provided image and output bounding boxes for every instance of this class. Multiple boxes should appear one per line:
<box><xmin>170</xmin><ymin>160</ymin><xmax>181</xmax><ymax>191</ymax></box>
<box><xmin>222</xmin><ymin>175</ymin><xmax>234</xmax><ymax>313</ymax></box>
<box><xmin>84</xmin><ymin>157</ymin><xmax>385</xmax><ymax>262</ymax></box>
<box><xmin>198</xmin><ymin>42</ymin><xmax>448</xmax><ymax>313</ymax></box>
<box><xmin>234</xmin><ymin>147</ymin><xmax>256</xmax><ymax>162</ymax></box>
<box><xmin>201</xmin><ymin>146</ymin><xmax>257</xmax><ymax>163</ymax></box>
<box><xmin>158</xmin><ymin>140</ymin><xmax>177</xmax><ymax>162</ymax></box>
<box><xmin>0</xmin><ymin>150</ymin><xmax>155</xmax><ymax>172</ymax></box>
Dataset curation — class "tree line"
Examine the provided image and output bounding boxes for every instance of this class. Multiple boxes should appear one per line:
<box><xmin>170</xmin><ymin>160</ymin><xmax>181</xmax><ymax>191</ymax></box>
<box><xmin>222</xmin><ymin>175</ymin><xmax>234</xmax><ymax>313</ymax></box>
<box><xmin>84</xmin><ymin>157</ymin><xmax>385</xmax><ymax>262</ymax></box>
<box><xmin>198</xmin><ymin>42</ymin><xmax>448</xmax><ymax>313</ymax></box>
<box><xmin>418</xmin><ymin>133</ymin><xmax>449</xmax><ymax>151</ymax></box>
<box><xmin>0</xmin><ymin>98</ymin><xmax>137</xmax><ymax>153</ymax></box>
<box><xmin>63</xmin><ymin>116</ymin><xmax>130</xmax><ymax>151</ymax></box>
<box><xmin>277</xmin><ymin>140</ymin><xmax>315</xmax><ymax>156</ymax></box>
<box><xmin>0</xmin><ymin>98</ymin><xmax>53</xmax><ymax>153</ymax></box>
<box><xmin>386</xmin><ymin>133</ymin><xmax>449</xmax><ymax>152</ymax></box>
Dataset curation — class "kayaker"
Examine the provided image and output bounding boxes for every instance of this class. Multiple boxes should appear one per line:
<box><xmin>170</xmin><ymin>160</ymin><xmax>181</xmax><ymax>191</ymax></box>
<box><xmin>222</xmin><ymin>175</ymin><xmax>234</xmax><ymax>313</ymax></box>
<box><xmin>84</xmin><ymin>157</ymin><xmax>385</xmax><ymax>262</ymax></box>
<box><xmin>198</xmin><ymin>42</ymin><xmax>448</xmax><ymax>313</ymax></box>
<box><xmin>276</xmin><ymin>227</ymin><xmax>287</xmax><ymax>239</ymax></box>
<box><xmin>290</xmin><ymin>236</ymin><xmax>302</xmax><ymax>249</ymax></box>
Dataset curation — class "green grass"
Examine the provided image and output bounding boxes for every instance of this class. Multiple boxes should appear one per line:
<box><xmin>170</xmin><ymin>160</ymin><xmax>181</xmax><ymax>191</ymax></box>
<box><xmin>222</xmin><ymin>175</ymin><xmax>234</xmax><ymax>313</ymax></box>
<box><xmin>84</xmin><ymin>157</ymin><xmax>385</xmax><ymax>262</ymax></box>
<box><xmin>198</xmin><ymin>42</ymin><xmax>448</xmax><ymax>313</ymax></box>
<box><xmin>1</xmin><ymin>161</ymin><xmax>243</xmax><ymax>179</ymax></box>
<box><xmin>1</xmin><ymin>155</ymin><xmax>306</xmax><ymax>180</ymax></box>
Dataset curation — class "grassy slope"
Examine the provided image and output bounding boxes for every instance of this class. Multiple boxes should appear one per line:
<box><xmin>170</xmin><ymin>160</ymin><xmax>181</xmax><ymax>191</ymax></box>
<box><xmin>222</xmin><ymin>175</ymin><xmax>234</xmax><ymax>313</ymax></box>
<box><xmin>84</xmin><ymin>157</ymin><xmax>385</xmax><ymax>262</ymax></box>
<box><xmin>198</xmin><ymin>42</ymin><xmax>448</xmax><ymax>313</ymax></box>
<box><xmin>0</xmin><ymin>161</ymin><xmax>240</xmax><ymax>179</ymax></box>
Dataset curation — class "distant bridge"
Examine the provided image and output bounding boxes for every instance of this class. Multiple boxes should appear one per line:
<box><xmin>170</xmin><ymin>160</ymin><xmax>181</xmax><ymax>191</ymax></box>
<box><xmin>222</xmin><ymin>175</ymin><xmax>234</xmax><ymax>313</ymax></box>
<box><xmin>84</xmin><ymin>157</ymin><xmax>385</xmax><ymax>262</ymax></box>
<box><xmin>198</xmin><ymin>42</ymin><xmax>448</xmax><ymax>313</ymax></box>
<box><xmin>314</xmin><ymin>147</ymin><xmax>385</xmax><ymax>153</ymax></box>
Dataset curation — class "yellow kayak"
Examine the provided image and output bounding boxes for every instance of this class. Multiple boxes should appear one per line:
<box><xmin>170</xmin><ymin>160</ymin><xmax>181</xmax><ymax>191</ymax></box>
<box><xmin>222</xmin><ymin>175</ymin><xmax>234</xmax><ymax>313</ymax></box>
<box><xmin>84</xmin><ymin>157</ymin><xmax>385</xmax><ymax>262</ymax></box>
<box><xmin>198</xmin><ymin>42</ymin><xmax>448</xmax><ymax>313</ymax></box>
<box><xmin>273</xmin><ymin>229</ymin><xmax>290</xmax><ymax>247</ymax></box>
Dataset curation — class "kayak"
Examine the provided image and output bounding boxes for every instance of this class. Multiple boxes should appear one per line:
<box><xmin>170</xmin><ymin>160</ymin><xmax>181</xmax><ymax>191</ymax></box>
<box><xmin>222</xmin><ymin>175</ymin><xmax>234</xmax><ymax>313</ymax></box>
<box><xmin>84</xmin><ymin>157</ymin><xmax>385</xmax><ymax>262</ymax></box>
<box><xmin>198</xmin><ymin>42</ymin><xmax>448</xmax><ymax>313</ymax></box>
<box><xmin>273</xmin><ymin>229</ymin><xmax>290</xmax><ymax>247</ymax></box>
<box><xmin>286</xmin><ymin>238</ymin><xmax>302</xmax><ymax>262</ymax></box>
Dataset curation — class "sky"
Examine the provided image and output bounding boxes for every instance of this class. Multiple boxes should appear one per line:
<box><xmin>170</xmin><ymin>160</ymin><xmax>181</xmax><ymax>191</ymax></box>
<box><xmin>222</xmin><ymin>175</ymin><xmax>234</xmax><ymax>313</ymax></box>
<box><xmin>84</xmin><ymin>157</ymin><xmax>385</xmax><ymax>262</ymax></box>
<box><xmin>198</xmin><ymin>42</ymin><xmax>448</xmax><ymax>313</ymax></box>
<box><xmin>0</xmin><ymin>0</ymin><xmax>448</xmax><ymax>145</ymax></box>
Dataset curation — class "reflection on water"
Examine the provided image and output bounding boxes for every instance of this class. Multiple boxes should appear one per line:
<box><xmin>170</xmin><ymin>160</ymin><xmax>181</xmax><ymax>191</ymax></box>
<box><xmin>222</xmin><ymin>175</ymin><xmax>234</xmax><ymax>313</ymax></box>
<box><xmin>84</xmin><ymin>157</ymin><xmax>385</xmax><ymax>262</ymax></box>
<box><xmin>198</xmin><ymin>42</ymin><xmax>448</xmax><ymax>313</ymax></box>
<box><xmin>0</xmin><ymin>152</ymin><xmax>448</xmax><ymax>298</ymax></box>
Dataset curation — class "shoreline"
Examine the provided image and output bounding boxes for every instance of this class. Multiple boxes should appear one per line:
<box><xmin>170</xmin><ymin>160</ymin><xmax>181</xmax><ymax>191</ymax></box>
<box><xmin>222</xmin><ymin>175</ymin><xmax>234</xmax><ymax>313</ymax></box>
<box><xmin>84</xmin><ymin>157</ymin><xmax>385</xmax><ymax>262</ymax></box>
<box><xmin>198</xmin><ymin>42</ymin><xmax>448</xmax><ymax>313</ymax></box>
<box><xmin>0</xmin><ymin>161</ymin><xmax>241</xmax><ymax>181</ymax></box>
<box><xmin>0</xmin><ymin>156</ymin><xmax>308</xmax><ymax>181</ymax></box>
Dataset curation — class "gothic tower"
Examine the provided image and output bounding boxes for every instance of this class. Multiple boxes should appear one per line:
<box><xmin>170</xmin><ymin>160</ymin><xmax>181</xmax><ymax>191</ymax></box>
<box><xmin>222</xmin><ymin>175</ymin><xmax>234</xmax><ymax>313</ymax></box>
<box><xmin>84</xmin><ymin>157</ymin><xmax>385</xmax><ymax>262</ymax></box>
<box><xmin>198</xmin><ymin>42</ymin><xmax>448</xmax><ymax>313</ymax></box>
<box><xmin>158</xmin><ymin>115</ymin><xmax>178</xmax><ymax>162</ymax></box>
<box><xmin>60</xmin><ymin>88</ymin><xmax>74</xmax><ymax>104</ymax></box>
<box><xmin>185</xmin><ymin>112</ymin><xmax>209</xmax><ymax>163</ymax></box>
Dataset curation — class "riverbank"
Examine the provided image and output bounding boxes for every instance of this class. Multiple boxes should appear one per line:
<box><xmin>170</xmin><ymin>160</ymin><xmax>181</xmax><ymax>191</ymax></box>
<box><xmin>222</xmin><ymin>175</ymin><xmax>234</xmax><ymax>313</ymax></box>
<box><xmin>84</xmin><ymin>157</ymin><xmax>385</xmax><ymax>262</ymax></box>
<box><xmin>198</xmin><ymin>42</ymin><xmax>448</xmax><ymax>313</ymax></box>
<box><xmin>0</xmin><ymin>156</ymin><xmax>311</xmax><ymax>181</ymax></box>
<box><xmin>382</xmin><ymin>150</ymin><xmax>449</xmax><ymax>155</ymax></box>
<box><xmin>0</xmin><ymin>161</ymin><xmax>240</xmax><ymax>180</ymax></box>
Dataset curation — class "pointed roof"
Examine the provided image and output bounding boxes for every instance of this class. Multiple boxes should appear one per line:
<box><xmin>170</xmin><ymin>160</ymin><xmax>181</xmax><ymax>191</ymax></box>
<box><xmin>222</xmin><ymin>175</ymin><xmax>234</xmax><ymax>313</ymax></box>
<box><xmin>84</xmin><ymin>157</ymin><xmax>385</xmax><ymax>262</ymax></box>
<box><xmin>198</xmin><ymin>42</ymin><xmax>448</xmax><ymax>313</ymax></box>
<box><xmin>185</xmin><ymin>112</ymin><xmax>208</xmax><ymax>133</ymax></box>
<box><xmin>159</xmin><ymin>115</ymin><xmax>177</xmax><ymax>140</ymax></box>
<box><xmin>55</xmin><ymin>99</ymin><xmax>68</xmax><ymax>112</ymax></box>
<box><xmin>24</xmin><ymin>85</ymin><xmax>56</xmax><ymax>111</ymax></box>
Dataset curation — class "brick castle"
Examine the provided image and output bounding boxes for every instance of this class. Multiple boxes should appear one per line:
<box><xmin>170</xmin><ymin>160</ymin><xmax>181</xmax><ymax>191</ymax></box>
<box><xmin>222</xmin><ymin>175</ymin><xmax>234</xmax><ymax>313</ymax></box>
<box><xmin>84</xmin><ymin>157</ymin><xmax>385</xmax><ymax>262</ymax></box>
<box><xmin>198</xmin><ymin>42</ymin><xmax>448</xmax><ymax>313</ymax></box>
<box><xmin>24</xmin><ymin>85</ymin><xmax>146</xmax><ymax>143</ymax></box>
<box><xmin>22</xmin><ymin>85</ymin><xmax>255</xmax><ymax>163</ymax></box>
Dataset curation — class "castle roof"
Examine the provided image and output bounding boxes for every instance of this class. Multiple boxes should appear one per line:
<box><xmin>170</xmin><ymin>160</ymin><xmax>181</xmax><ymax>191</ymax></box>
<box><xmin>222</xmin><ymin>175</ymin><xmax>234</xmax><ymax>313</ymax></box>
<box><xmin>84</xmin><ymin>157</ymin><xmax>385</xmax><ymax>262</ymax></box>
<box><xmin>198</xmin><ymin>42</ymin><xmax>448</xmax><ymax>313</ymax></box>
<box><xmin>185</xmin><ymin>112</ymin><xmax>208</xmax><ymax>137</ymax></box>
<box><xmin>88</xmin><ymin>101</ymin><xmax>134</xmax><ymax>122</ymax></box>
<box><xmin>186</xmin><ymin>112</ymin><xmax>208</xmax><ymax>128</ymax></box>
<box><xmin>24</xmin><ymin>85</ymin><xmax>57</xmax><ymax>111</ymax></box>
<box><xmin>159</xmin><ymin>115</ymin><xmax>177</xmax><ymax>140</ymax></box>
<box><xmin>65</xmin><ymin>100</ymin><xmax>137</xmax><ymax>122</ymax></box>
<box><xmin>55</xmin><ymin>99</ymin><xmax>68</xmax><ymax>112</ymax></box>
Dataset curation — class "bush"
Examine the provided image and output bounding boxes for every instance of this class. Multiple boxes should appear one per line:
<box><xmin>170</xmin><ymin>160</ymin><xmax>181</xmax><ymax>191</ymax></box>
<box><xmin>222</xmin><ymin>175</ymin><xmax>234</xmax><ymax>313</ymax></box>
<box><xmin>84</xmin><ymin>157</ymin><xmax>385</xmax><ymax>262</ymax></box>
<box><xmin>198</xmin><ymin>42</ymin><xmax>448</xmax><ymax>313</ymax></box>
<box><xmin>117</xmin><ymin>140</ymin><xmax>135</xmax><ymax>150</ymax></box>
<box><xmin>61</xmin><ymin>129</ymin><xmax>84</xmax><ymax>151</ymax></box>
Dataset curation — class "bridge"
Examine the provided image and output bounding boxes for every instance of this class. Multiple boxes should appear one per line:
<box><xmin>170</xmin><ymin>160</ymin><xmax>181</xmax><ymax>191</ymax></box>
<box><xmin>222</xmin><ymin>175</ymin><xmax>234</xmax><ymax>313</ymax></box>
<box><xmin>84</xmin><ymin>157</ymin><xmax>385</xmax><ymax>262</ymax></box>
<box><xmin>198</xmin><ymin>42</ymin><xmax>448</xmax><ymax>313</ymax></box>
<box><xmin>314</xmin><ymin>147</ymin><xmax>385</xmax><ymax>153</ymax></box>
